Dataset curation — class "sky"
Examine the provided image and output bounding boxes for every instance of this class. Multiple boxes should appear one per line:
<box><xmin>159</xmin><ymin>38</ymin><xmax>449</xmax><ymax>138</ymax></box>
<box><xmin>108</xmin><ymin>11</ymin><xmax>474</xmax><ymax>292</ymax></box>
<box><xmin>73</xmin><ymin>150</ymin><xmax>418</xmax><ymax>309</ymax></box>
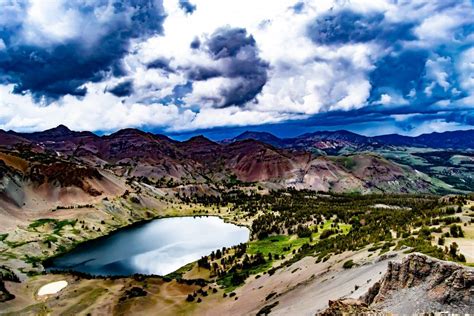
<box><xmin>0</xmin><ymin>0</ymin><xmax>473</xmax><ymax>140</ymax></box>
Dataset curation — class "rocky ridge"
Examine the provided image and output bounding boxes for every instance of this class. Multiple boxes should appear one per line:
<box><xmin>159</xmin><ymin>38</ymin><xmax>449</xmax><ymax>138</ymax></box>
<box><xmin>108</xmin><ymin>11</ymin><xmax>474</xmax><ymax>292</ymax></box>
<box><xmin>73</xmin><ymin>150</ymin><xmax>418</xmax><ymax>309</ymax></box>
<box><xmin>319</xmin><ymin>254</ymin><xmax>473</xmax><ymax>315</ymax></box>
<box><xmin>361</xmin><ymin>253</ymin><xmax>474</xmax><ymax>314</ymax></box>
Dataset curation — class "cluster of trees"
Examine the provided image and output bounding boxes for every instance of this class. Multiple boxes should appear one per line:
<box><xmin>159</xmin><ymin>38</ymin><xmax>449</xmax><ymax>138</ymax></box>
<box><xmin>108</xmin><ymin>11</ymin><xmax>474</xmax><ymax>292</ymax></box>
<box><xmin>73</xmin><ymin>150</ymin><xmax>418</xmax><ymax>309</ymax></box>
<box><xmin>431</xmin><ymin>216</ymin><xmax>462</xmax><ymax>226</ymax></box>
<box><xmin>198</xmin><ymin>243</ymin><xmax>259</xmax><ymax>278</ymax></box>
<box><xmin>240</xmin><ymin>191</ymin><xmax>469</xmax><ymax>268</ymax></box>
<box><xmin>445</xmin><ymin>206</ymin><xmax>463</xmax><ymax>215</ymax></box>
<box><xmin>447</xmin><ymin>242</ymin><xmax>466</xmax><ymax>262</ymax></box>
<box><xmin>189</xmin><ymin>188</ymin><xmax>466</xmax><ymax>249</ymax></box>
<box><xmin>179</xmin><ymin>189</ymin><xmax>471</xmax><ymax>289</ymax></box>
<box><xmin>448</xmin><ymin>224</ymin><xmax>465</xmax><ymax>238</ymax></box>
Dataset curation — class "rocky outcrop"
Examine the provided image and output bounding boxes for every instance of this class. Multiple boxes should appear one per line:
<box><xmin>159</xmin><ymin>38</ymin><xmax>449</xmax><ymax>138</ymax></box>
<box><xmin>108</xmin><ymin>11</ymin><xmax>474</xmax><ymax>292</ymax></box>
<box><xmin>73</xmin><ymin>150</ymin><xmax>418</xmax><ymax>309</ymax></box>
<box><xmin>318</xmin><ymin>299</ymin><xmax>383</xmax><ymax>315</ymax></box>
<box><xmin>361</xmin><ymin>254</ymin><xmax>474</xmax><ymax>314</ymax></box>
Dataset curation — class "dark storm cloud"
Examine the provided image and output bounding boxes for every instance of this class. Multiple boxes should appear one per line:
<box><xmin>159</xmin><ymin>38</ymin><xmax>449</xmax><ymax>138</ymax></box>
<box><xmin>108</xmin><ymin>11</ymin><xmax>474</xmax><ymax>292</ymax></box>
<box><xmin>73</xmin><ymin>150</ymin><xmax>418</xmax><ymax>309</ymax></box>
<box><xmin>266</xmin><ymin>105</ymin><xmax>474</xmax><ymax>137</ymax></box>
<box><xmin>1</xmin><ymin>39</ymin><xmax>125</xmax><ymax>99</ymax></box>
<box><xmin>305</xmin><ymin>1</ymin><xmax>473</xmax><ymax>113</ymax></box>
<box><xmin>189</xmin><ymin>27</ymin><xmax>269</xmax><ymax>107</ymax></box>
<box><xmin>206</xmin><ymin>28</ymin><xmax>256</xmax><ymax>58</ymax></box>
<box><xmin>179</xmin><ymin>0</ymin><xmax>196</xmax><ymax>14</ymax></box>
<box><xmin>0</xmin><ymin>0</ymin><xmax>166</xmax><ymax>100</ymax></box>
<box><xmin>307</xmin><ymin>10</ymin><xmax>415</xmax><ymax>45</ymax></box>
<box><xmin>368</xmin><ymin>50</ymin><xmax>428</xmax><ymax>101</ymax></box>
<box><xmin>368</xmin><ymin>49</ymin><xmax>468</xmax><ymax>106</ymax></box>
<box><xmin>107</xmin><ymin>80</ymin><xmax>134</xmax><ymax>97</ymax></box>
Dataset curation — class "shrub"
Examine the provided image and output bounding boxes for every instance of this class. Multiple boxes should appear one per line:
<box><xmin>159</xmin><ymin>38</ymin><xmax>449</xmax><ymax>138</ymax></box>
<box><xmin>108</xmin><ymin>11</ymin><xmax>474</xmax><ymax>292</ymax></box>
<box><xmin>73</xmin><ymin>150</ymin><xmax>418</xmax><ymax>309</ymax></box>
<box><xmin>438</xmin><ymin>237</ymin><xmax>445</xmax><ymax>246</ymax></box>
<box><xmin>296</xmin><ymin>225</ymin><xmax>312</xmax><ymax>238</ymax></box>
<box><xmin>343</xmin><ymin>260</ymin><xmax>355</xmax><ymax>269</ymax></box>
<box><xmin>130</xmin><ymin>196</ymin><xmax>140</xmax><ymax>204</ymax></box>
<box><xmin>320</xmin><ymin>229</ymin><xmax>336</xmax><ymax>239</ymax></box>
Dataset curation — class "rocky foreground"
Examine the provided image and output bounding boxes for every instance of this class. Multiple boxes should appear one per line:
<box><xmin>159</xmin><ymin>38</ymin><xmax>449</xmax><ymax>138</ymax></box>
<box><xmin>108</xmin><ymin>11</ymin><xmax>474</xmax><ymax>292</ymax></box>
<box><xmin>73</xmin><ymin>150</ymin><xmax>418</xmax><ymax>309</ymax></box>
<box><xmin>320</xmin><ymin>254</ymin><xmax>474</xmax><ymax>315</ymax></box>
<box><xmin>363</xmin><ymin>253</ymin><xmax>474</xmax><ymax>314</ymax></box>
<box><xmin>1</xmin><ymin>245</ymin><xmax>472</xmax><ymax>314</ymax></box>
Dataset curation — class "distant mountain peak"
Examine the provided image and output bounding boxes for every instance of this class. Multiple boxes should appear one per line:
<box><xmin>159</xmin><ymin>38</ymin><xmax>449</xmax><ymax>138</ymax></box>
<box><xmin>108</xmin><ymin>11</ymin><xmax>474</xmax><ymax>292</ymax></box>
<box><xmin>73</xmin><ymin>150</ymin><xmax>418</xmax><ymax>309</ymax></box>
<box><xmin>108</xmin><ymin>128</ymin><xmax>149</xmax><ymax>138</ymax></box>
<box><xmin>238</xmin><ymin>130</ymin><xmax>277</xmax><ymax>137</ymax></box>
<box><xmin>8</xmin><ymin>124</ymin><xmax>100</xmax><ymax>144</ymax></box>
<box><xmin>374</xmin><ymin>129</ymin><xmax>474</xmax><ymax>149</ymax></box>
<box><xmin>184</xmin><ymin>135</ymin><xmax>218</xmax><ymax>145</ymax></box>
<box><xmin>43</xmin><ymin>124</ymin><xmax>72</xmax><ymax>135</ymax></box>
<box><xmin>226</xmin><ymin>130</ymin><xmax>285</xmax><ymax>147</ymax></box>
<box><xmin>54</xmin><ymin>124</ymin><xmax>70</xmax><ymax>130</ymax></box>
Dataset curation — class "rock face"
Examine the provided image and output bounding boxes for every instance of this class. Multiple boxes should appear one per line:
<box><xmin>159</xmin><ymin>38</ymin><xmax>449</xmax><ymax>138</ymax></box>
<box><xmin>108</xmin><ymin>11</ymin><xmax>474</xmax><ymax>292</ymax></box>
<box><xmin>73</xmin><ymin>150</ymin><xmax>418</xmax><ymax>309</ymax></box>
<box><xmin>361</xmin><ymin>254</ymin><xmax>474</xmax><ymax>314</ymax></box>
<box><xmin>318</xmin><ymin>299</ymin><xmax>382</xmax><ymax>315</ymax></box>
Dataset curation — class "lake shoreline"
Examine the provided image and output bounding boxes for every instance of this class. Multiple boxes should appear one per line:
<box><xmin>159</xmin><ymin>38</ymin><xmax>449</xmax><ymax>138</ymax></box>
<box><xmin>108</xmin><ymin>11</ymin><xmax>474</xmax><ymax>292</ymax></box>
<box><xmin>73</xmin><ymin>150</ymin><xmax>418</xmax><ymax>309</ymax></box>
<box><xmin>43</xmin><ymin>215</ymin><xmax>250</xmax><ymax>278</ymax></box>
<box><xmin>41</xmin><ymin>213</ymin><xmax>251</xmax><ymax>271</ymax></box>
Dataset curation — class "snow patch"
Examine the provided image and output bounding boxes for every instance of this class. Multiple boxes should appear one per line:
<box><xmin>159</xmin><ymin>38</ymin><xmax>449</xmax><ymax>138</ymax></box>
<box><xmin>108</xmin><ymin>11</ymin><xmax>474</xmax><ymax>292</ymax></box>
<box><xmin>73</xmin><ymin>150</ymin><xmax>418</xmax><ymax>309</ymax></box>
<box><xmin>37</xmin><ymin>280</ymin><xmax>68</xmax><ymax>296</ymax></box>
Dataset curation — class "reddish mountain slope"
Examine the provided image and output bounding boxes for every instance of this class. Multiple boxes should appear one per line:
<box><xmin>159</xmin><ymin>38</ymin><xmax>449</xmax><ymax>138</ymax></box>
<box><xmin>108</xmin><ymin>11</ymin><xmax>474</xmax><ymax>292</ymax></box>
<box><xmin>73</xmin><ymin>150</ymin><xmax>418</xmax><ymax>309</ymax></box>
<box><xmin>0</xmin><ymin>126</ymin><xmax>446</xmax><ymax>199</ymax></box>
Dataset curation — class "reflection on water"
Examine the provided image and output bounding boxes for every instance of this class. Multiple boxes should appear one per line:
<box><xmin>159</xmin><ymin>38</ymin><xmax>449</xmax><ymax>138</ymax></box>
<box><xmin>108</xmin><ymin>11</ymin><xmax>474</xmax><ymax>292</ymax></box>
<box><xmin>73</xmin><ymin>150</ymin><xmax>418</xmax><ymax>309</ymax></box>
<box><xmin>46</xmin><ymin>216</ymin><xmax>250</xmax><ymax>276</ymax></box>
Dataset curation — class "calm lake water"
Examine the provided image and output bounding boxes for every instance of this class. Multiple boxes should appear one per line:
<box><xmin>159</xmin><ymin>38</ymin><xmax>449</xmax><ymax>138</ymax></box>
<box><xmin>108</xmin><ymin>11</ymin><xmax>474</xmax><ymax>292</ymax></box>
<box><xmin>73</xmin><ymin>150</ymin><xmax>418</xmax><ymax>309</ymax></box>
<box><xmin>46</xmin><ymin>216</ymin><xmax>249</xmax><ymax>276</ymax></box>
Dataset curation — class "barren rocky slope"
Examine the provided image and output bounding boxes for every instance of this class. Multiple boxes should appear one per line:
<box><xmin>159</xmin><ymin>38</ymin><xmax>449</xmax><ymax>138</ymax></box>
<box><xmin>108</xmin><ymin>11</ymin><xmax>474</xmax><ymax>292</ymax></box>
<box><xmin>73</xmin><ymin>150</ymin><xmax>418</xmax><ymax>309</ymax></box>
<box><xmin>362</xmin><ymin>253</ymin><xmax>474</xmax><ymax>314</ymax></box>
<box><xmin>0</xmin><ymin>147</ymin><xmax>123</xmax><ymax>229</ymax></box>
<box><xmin>318</xmin><ymin>253</ymin><xmax>474</xmax><ymax>315</ymax></box>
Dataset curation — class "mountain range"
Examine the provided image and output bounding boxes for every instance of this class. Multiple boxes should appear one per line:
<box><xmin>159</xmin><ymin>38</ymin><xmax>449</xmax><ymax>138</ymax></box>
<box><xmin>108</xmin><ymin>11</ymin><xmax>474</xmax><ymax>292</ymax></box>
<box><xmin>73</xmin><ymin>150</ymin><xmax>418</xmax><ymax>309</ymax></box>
<box><xmin>224</xmin><ymin>129</ymin><xmax>474</xmax><ymax>152</ymax></box>
<box><xmin>4</xmin><ymin>125</ymin><xmax>474</xmax><ymax>152</ymax></box>
<box><xmin>1</xmin><ymin>125</ymin><xmax>474</xmax><ymax>216</ymax></box>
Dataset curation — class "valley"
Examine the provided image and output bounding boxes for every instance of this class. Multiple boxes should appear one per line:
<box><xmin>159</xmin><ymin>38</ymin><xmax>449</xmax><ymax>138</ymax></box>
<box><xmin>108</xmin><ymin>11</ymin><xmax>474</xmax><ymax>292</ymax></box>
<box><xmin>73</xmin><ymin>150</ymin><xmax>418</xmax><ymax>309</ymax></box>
<box><xmin>0</xmin><ymin>126</ymin><xmax>473</xmax><ymax>315</ymax></box>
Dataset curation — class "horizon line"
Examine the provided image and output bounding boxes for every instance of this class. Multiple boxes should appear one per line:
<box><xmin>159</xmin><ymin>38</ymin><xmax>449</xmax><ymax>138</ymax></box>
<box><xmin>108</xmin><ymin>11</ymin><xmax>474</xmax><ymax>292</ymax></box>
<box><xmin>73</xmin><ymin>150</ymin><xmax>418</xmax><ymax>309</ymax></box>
<box><xmin>3</xmin><ymin>124</ymin><xmax>474</xmax><ymax>142</ymax></box>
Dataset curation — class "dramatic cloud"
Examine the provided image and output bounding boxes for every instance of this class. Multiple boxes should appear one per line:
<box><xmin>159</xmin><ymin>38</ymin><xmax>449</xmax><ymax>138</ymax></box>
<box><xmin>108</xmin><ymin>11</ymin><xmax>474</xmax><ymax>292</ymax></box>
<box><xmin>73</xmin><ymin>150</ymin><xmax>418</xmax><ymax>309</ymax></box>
<box><xmin>184</xmin><ymin>27</ymin><xmax>268</xmax><ymax>108</ymax></box>
<box><xmin>0</xmin><ymin>0</ymin><xmax>165</xmax><ymax>99</ymax></box>
<box><xmin>369</xmin><ymin>50</ymin><xmax>428</xmax><ymax>103</ymax></box>
<box><xmin>0</xmin><ymin>0</ymin><xmax>473</xmax><ymax>136</ymax></box>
